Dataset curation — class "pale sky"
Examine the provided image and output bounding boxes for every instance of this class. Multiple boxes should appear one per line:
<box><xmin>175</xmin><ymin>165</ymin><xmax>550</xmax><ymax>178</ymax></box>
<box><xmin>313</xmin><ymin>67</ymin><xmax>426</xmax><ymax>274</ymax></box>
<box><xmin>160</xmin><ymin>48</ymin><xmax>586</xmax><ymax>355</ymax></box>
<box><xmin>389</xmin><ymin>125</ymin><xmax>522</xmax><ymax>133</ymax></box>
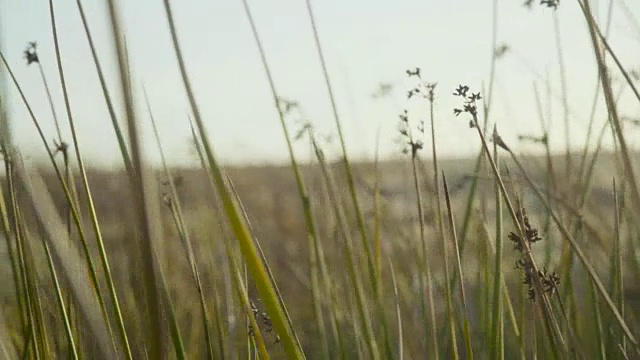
<box><xmin>1</xmin><ymin>0</ymin><xmax>640</xmax><ymax>168</ymax></box>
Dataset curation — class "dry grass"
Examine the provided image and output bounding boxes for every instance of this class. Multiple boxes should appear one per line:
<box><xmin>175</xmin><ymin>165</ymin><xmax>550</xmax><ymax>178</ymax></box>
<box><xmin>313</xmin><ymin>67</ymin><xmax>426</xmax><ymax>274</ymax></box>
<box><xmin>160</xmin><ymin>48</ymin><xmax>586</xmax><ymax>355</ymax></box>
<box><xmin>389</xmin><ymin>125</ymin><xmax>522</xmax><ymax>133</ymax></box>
<box><xmin>1</xmin><ymin>0</ymin><xmax>640</xmax><ymax>358</ymax></box>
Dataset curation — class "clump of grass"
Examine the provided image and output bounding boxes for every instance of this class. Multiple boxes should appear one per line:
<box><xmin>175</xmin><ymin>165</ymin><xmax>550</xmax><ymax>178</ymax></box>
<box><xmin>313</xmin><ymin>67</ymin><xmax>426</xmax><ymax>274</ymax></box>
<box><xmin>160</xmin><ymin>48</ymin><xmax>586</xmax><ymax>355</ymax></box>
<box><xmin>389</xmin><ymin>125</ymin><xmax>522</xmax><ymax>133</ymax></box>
<box><xmin>0</xmin><ymin>0</ymin><xmax>640</xmax><ymax>359</ymax></box>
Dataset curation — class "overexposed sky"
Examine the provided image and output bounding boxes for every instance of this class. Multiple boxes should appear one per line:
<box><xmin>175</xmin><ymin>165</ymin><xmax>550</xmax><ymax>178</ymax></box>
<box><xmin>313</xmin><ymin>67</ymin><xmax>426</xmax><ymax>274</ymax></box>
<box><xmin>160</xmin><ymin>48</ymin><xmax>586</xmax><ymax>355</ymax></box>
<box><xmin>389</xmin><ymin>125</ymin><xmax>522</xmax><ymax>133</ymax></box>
<box><xmin>1</xmin><ymin>0</ymin><xmax>640</xmax><ymax>168</ymax></box>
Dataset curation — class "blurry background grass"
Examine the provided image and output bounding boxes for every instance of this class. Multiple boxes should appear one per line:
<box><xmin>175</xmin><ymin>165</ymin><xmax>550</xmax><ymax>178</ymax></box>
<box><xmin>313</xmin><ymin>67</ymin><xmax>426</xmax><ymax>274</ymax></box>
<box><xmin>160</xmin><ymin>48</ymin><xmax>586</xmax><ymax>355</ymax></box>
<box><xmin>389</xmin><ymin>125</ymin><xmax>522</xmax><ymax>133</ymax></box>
<box><xmin>1</xmin><ymin>0</ymin><xmax>640</xmax><ymax>359</ymax></box>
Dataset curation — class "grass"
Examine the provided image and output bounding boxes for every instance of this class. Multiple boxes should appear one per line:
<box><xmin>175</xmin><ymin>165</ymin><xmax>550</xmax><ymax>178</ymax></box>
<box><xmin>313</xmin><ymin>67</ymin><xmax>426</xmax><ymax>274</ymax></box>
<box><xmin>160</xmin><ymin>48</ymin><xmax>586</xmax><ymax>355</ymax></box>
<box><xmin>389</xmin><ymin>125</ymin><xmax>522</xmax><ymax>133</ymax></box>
<box><xmin>1</xmin><ymin>0</ymin><xmax>640</xmax><ymax>358</ymax></box>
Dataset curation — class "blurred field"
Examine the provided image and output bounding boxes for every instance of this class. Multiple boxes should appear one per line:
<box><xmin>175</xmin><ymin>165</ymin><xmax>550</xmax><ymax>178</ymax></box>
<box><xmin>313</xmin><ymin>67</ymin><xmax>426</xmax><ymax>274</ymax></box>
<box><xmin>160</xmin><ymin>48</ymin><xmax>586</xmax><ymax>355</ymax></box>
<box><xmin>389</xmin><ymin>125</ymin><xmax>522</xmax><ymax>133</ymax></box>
<box><xmin>2</xmin><ymin>0</ymin><xmax>640</xmax><ymax>359</ymax></box>
<box><xmin>3</xmin><ymin>150</ymin><xmax>637</xmax><ymax>358</ymax></box>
